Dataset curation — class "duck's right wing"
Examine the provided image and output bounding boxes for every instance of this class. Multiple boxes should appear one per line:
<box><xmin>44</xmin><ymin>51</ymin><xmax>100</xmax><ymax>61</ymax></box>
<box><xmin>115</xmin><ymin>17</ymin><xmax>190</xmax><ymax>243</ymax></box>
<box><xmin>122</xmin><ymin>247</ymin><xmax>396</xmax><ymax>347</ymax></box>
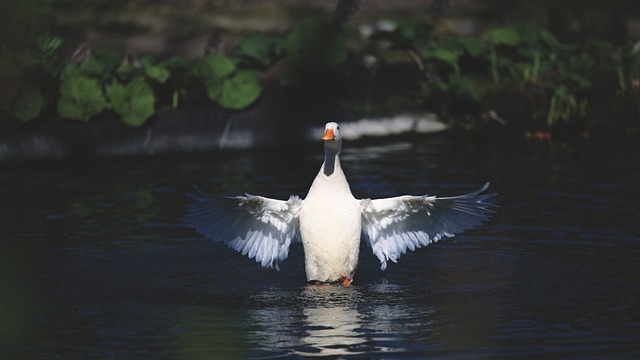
<box><xmin>186</xmin><ymin>187</ymin><xmax>302</xmax><ymax>269</ymax></box>
<box><xmin>360</xmin><ymin>183</ymin><xmax>496</xmax><ymax>270</ymax></box>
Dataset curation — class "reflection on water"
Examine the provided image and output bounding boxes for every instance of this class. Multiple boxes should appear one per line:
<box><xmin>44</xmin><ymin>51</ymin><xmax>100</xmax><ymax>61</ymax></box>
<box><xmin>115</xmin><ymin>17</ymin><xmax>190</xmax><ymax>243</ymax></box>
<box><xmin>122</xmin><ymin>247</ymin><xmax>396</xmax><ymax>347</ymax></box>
<box><xmin>299</xmin><ymin>305</ymin><xmax>364</xmax><ymax>356</ymax></box>
<box><xmin>297</xmin><ymin>286</ymin><xmax>366</xmax><ymax>357</ymax></box>
<box><xmin>246</xmin><ymin>286</ymin><xmax>371</xmax><ymax>357</ymax></box>
<box><xmin>1</xmin><ymin>138</ymin><xmax>640</xmax><ymax>358</ymax></box>
<box><xmin>245</xmin><ymin>282</ymin><xmax>426</xmax><ymax>357</ymax></box>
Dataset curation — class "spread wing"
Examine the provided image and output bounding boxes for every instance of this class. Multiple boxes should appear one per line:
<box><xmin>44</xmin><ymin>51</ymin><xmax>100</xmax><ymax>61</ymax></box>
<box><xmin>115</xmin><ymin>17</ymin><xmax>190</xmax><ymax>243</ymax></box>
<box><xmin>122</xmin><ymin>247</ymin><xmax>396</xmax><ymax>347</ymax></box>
<box><xmin>185</xmin><ymin>187</ymin><xmax>302</xmax><ymax>269</ymax></box>
<box><xmin>360</xmin><ymin>182</ymin><xmax>496</xmax><ymax>270</ymax></box>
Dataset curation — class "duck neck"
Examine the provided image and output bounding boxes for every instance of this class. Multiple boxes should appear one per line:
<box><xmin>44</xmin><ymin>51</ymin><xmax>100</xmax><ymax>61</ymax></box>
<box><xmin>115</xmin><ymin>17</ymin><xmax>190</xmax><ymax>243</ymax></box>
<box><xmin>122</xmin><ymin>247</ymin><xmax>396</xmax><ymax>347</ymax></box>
<box><xmin>323</xmin><ymin>154</ymin><xmax>338</xmax><ymax>176</ymax></box>
<box><xmin>322</xmin><ymin>142</ymin><xmax>342</xmax><ymax>177</ymax></box>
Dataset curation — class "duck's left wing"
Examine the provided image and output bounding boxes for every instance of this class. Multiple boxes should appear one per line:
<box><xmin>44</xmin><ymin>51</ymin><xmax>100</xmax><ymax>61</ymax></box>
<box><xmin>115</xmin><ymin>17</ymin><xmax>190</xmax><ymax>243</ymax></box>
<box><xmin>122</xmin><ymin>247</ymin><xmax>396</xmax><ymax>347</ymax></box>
<box><xmin>360</xmin><ymin>182</ymin><xmax>496</xmax><ymax>270</ymax></box>
<box><xmin>186</xmin><ymin>187</ymin><xmax>302</xmax><ymax>269</ymax></box>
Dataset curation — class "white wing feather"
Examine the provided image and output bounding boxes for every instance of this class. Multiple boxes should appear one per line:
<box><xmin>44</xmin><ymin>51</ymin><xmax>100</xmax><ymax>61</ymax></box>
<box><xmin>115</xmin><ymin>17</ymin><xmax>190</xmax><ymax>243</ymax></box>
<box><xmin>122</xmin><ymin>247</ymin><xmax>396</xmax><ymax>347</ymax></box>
<box><xmin>185</xmin><ymin>187</ymin><xmax>302</xmax><ymax>269</ymax></box>
<box><xmin>360</xmin><ymin>182</ymin><xmax>496</xmax><ymax>270</ymax></box>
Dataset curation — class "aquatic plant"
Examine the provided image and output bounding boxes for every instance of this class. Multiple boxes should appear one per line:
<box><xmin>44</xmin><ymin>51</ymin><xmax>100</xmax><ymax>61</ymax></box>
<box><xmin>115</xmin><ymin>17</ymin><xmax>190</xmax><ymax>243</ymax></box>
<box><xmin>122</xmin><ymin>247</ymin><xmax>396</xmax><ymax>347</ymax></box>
<box><xmin>612</xmin><ymin>43</ymin><xmax>640</xmax><ymax>119</ymax></box>
<box><xmin>485</xmin><ymin>27</ymin><xmax>520</xmax><ymax>84</ymax></box>
<box><xmin>191</xmin><ymin>53</ymin><xmax>261</xmax><ymax>110</ymax></box>
<box><xmin>233</xmin><ymin>32</ymin><xmax>284</xmax><ymax>69</ymax></box>
<box><xmin>373</xmin><ymin>19</ymin><xmax>624</xmax><ymax>132</ymax></box>
<box><xmin>57</xmin><ymin>75</ymin><xmax>109</xmax><ymax>121</ymax></box>
<box><xmin>56</xmin><ymin>48</ymin><xmax>119</xmax><ymax>121</ymax></box>
<box><xmin>0</xmin><ymin>32</ymin><xmax>63</xmax><ymax>122</ymax></box>
<box><xmin>105</xmin><ymin>79</ymin><xmax>155</xmax><ymax>127</ymax></box>
<box><xmin>2</xmin><ymin>11</ymin><xmax>639</xmax><ymax>137</ymax></box>
<box><xmin>1</xmin><ymin>38</ymin><xmax>263</xmax><ymax>126</ymax></box>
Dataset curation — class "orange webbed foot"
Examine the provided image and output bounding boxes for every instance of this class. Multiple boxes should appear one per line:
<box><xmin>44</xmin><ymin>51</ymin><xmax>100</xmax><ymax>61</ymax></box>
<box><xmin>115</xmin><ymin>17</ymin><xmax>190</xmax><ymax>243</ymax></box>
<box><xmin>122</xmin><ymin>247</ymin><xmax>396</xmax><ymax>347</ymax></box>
<box><xmin>338</xmin><ymin>275</ymin><xmax>353</xmax><ymax>287</ymax></box>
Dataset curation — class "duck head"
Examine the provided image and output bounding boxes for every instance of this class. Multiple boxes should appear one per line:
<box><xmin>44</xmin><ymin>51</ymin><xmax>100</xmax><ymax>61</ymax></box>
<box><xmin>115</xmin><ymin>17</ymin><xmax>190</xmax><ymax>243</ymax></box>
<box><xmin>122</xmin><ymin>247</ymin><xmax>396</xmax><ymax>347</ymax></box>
<box><xmin>322</xmin><ymin>122</ymin><xmax>342</xmax><ymax>154</ymax></box>
<box><xmin>321</xmin><ymin>122</ymin><xmax>343</xmax><ymax>176</ymax></box>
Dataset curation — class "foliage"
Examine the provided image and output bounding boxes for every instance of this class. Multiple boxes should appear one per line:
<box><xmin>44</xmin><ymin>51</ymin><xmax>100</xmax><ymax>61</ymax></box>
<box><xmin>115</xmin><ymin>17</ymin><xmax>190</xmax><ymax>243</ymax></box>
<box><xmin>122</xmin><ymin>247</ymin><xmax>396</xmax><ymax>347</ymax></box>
<box><xmin>61</xmin><ymin>48</ymin><xmax>121</xmax><ymax>81</ymax></box>
<box><xmin>485</xmin><ymin>27</ymin><xmax>520</xmax><ymax>83</ymax></box>
<box><xmin>1</xmin><ymin>35</ymin><xmax>263</xmax><ymax>125</ymax></box>
<box><xmin>106</xmin><ymin>79</ymin><xmax>155</xmax><ymax>127</ymax></box>
<box><xmin>2</xmin><ymin>13</ymin><xmax>640</xmax><ymax>136</ymax></box>
<box><xmin>192</xmin><ymin>54</ymin><xmax>261</xmax><ymax>110</ymax></box>
<box><xmin>372</xmin><ymin>19</ymin><xmax>637</xmax><ymax>131</ymax></box>
<box><xmin>612</xmin><ymin>44</ymin><xmax>640</xmax><ymax>117</ymax></box>
<box><xmin>547</xmin><ymin>86</ymin><xmax>588</xmax><ymax>127</ymax></box>
<box><xmin>0</xmin><ymin>33</ymin><xmax>63</xmax><ymax>121</ymax></box>
<box><xmin>8</xmin><ymin>83</ymin><xmax>44</xmax><ymax>122</ymax></box>
<box><xmin>234</xmin><ymin>32</ymin><xmax>284</xmax><ymax>69</ymax></box>
<box><xmin>57</xmin><ymin>76</ymin><xmax>108</xmax><ymax>121</ymax></box>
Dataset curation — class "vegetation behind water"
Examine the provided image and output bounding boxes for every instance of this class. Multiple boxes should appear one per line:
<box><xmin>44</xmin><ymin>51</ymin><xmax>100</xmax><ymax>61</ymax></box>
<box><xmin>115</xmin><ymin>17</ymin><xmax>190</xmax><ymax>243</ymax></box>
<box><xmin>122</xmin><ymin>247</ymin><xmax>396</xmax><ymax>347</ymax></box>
<box><xmin>1</xmin><ymin>0</ymin><xmax>639</xmax><ymax>140</ymax></box>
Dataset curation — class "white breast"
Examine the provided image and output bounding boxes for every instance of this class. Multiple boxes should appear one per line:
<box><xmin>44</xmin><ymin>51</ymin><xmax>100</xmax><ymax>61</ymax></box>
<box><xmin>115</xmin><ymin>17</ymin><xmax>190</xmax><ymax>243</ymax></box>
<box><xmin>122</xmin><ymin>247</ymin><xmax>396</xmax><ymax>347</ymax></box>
<box><xmin>299</xmin><ymin>159</ymin><xmax>361</xmax><ymax>282</ymax></box>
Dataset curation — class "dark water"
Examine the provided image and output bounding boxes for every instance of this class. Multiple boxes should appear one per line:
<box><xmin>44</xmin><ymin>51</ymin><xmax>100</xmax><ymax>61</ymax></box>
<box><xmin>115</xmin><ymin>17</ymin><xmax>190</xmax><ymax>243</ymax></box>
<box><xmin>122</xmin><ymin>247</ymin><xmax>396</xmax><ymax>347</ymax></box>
<box><xmin>1</xmin><ymin>135</ymin><xmax>639</xmax><ymax>359</ymax></box>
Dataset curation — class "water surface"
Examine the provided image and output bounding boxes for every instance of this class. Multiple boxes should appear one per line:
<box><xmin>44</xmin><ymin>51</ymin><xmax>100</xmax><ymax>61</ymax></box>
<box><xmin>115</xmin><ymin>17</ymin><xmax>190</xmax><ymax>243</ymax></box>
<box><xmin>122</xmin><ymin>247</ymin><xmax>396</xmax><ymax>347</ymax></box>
<box><xmin>1</xmin><ymin>136</ymin><xmax>639</xmax><ymax>358</ymax></box>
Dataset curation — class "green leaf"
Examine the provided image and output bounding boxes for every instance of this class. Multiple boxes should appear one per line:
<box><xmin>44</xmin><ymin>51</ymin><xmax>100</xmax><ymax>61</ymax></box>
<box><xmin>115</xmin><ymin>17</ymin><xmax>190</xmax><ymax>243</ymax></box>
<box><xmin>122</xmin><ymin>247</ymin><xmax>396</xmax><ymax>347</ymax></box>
<box><xmin>57</xmin><ymin>98</ymin><xmax>86</xmax><ymax>120</ymax></box>
<box><xmin>195</xmin><ymin>53</ymin><xmax>236</xmax><ymax>83</ymax></box>
<box><xmin>193</xmin><ymin>53</ymin><xmax>262</xmax><ymax>109</ymax></box>
<box><xmin>116</xmin><ymin>63</ymin><xmax>138</xmax><ymax>77</ymax></box>
<box><xmin>139</xmin><ymin>55</ymin><xmax>158</xmax><ymax>68</ymax></box>
<box><xmin>88</xmin><ymin>48</ymin><xmax>121</xmax><ymax>71</ymax></box>
<box><xmin>144</xmin><ymin>65</ymin><xmax>170</xmax><ymax>83</ymax></box>
<box><xmin>234</xmin><ymin>32</ymin><xmax>283</xmax><ymax>67</ymax></box>
<box><xmin>36</xmin><ymin>33</ymin><xmax>64</xmax><ymax>58</ymax></box>
<box><xmin>10</xmin><ymin>83</ymin><xmax>43</xmax><ymax>121</ymax></box>
<box><xmin>486</xmin><ymin>28</ymin><xmax>520</xmax><ymax>46</ymax></box>
<box><xmin>424</xmin><ymin>48</ymin><xmax>459</xmax><ymax>66</ymax></box>
<box><xmin>106</xmin><ymin>79</ymin><xmax>155</xmax><ymax>127</ymax></box>
<box><xmin>457</xmin><ymin>36</ymin><xmax>488</xmax><ymax>57</ymax></box>
<box><xmin>60</xmin><ymin>62</ymin><xmax>80</xmax><ymax>80</ymax></box>
<box><xmin>207</xmin><ymin>70</ymin><xmax>261</xmax><ymax>110</ymax></box>
<box><xmin>57</xmin><ymin>76</ymin><xmax>108</xmax><ymax>121</ymax></box>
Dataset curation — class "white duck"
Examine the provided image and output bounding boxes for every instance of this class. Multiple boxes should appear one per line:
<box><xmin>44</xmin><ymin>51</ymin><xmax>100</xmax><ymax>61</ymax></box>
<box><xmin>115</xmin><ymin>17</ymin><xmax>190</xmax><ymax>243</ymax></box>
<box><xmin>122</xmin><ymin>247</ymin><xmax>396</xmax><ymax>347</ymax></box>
<box><xmin>186</xmin><ymin>122</ymin><xmax>495</xmax><ymax>286</ymax></box>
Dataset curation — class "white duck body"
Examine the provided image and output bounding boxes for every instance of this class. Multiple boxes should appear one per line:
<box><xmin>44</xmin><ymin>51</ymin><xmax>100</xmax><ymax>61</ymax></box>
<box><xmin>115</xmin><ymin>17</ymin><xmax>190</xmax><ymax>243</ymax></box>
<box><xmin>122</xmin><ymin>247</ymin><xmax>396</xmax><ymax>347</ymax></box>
<box><xmin>299</xmin><ymin>138</ymin><xmax>361</xmax><ymax>282</ymax></box>
<box><xmin>186</xmin><ymin>122</ymin><xmax>496</xmax><ymax>285</ymax></box>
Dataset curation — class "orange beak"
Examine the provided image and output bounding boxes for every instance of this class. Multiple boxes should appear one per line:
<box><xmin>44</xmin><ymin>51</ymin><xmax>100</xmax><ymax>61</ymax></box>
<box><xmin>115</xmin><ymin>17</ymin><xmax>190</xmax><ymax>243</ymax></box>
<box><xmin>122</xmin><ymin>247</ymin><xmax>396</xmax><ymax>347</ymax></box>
<box><xmin>321</xmin><ymin>128</ymin><xmax>335</xmax><ymax>141</ymax></box>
